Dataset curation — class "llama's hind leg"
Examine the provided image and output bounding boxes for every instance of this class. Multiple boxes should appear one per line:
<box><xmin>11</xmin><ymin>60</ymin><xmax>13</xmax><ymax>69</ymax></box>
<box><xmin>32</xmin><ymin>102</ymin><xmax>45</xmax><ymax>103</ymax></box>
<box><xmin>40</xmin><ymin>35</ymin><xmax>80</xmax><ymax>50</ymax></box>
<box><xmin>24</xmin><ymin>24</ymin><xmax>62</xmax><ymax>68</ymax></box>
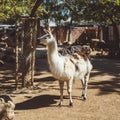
<box><xmin>67</xmin><ymin>79</ymin><xmax>73</xmax><ymax>107</ymax></box>
<box><xmin>81</xmin><ymin>77</ymin><xmax>86</xmax><ymax>100</ymax></box>
<box><xmin>58</xmin><ymin>81</ymin><xmax>64</xmax><ymax>107</ymax></box>
<box><xmin>81</xmin><ymin>73</ymin><xmax>90</xmax><ymax>100</ymax></box>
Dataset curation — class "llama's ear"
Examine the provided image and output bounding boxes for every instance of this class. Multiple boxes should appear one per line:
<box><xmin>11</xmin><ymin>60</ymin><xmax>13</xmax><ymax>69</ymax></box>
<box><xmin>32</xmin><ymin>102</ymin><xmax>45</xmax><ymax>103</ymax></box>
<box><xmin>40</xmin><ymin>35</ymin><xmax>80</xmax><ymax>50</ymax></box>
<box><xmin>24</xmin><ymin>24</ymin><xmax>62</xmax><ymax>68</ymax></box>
<box><xmin>48</xmin><ymin>27</ymin><xmax>54</xmax><ymax>37</ymax></box>
<box><xmin>44</xmin><ymin>24</ymin><xmax>51</xmax><ymax>33</ymax></box>
<box><xmin>44</xmin><ymin>26</ymin><xmax>53</xmax><ymax>38</ymax></box>
<box><xmin>43</xmin><ymin>28</ymin><xmax>49</xmax><ymax>34</ymax></box>
<box><xmin>46</xmin><ymin>30</ymin><xmax>53</xmax><ymax>38</ymax></box>
<box><xmin>48</xmin><ymin>25</ymin><xmax>51</xmax><ymax>32</ymax></box>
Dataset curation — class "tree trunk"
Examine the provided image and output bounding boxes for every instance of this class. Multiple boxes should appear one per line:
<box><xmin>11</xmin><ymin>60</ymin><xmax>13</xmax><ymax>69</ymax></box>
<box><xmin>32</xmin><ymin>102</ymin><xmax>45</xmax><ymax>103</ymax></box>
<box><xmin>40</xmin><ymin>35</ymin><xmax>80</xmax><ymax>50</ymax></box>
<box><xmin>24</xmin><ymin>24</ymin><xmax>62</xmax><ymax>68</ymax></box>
<box><xmin>21</xmin><ymin>18</ymin><xmax>37</xmax><ymax>87</ymax></box>
<box><xmin>30</xmin><ymin>0</ymin><xmax>43</xmax><ymax>17</ymax></box>
<box><xmin>21</xmin><ymin>19</ymin><xmax>33</xmax><ymax>87</ymax></box>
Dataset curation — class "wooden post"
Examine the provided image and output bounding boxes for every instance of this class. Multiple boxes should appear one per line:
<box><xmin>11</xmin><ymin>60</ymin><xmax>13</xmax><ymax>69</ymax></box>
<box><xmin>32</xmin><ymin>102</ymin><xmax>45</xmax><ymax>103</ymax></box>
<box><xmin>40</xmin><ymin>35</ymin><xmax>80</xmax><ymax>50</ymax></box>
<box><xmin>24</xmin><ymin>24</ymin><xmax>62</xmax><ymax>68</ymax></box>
<box><xmin>15</xmin><ymin>20</ymin><xmax>19</xmax><ymax>89</ymax></box>
<box><xmin>21</xmin><ymin>23</ymin><xmax>24</xmax><ymax>55</ymax></box>
<box><xmin>31</xmin><ymin>18</ymin><xmax>37</xmax><ymax>86</ymax></box>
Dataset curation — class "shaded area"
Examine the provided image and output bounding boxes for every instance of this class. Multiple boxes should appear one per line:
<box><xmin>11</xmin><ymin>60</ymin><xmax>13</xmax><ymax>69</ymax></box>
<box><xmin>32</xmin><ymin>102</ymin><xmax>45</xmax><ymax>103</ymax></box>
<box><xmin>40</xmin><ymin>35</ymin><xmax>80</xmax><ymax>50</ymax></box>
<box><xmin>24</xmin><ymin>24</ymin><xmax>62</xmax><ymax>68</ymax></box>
<box><xmin>91</xmin><ymin>58</ymin><xmax>120</xmax><ymax>75</ymax></box>
<box><xmin>0</xmin><ymin>54</ymin><xmax>120</xmax><ymax>104</ymax></box>
<box><xmin>34</xmin><ymin>58</ymin><xmax>58</xmax><ymax>91</ymax></box>
<box><xmin>0</xmin><ymin>58</ymin><xmax>57</xmax><ymax>96</ymax></box>
<box><xmin>35</xmin><ymin>76</ymin><xmax>56</xmax><ymax>83</ymax></box>
<box><xmin>0</xmin><ymin>94</ymin><xmax>13</xmax><ymax>102</ymax></box>
<box><xmin>15</xmin><ymin>94</ymin><xmax>82</xmax><ymax>110</ymax></box>
<box><xmin>89</xmin><ymin>77</ymin><xmax>120</xmax><ymax>95</ymax></box>
<box><xmin>0</xmin><ymin>64</ymin><xmax>15</xmax><ymax>93</ymax></box>
<box><xmin>15</xmin><ymin>94</ymin><xmax>59</xmax><ymax>110</ymax></box>
<box><xmin>90</xmin><ymin>58</ymin><xmax>120</xmax><ymax>95</ymax></box>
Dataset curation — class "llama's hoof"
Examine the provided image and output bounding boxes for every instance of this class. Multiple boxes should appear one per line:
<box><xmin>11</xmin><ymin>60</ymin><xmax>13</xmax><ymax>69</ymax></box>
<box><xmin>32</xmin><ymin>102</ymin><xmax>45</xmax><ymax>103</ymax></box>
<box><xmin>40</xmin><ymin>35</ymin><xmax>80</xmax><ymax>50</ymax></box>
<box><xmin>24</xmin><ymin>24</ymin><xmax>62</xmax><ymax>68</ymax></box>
<box><xmin>83</xmin><ymin>97</ymin><xmax>86</xmax><ymax>101</ymax></box>
<box><xmin>58</xmin><ymin>102</ymin><xmax>62</xmax><ymax>107</ymax></box>
<box><xmin>81</xmin><ymin>95</ymin><xmax>87</xmax><ymax>101</ymax></box>
<box><xmin>69</xmin><ymin>102</ymin><xmax>73</xmax><ymax>107</ymax></box>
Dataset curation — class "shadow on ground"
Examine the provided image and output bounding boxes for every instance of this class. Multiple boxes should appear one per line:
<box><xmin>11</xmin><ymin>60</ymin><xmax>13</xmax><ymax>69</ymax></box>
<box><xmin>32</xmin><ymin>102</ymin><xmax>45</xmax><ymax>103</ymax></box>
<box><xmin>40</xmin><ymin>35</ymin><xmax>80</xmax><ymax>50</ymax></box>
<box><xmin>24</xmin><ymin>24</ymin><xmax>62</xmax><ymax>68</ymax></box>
<box><xmin>15</xmin><ymin>94</ymin><xmax>59</xmax><ymax>110</ymax></box>
<box><xmin>89</xmin><ymin>58</ymin><xmax>120</xmax><ymax>95</ymax></box>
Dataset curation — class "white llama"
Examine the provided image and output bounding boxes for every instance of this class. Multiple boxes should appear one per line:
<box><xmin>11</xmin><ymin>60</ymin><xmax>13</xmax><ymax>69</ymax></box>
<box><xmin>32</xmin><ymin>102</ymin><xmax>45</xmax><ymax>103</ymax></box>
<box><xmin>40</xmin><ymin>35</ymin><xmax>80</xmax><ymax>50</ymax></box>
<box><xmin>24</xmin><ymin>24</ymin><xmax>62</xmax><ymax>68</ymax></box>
<box><xmin>40</xmin><ymin>29</ymin><xmax>93</xmax><ymax>107</ymax></box>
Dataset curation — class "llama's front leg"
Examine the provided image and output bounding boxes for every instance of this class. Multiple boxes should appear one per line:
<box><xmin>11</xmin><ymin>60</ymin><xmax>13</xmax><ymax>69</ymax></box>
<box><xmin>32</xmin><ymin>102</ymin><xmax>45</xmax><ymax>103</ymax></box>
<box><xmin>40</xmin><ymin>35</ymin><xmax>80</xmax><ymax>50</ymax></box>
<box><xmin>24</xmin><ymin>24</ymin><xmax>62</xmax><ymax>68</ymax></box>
<box><xmin>67</xmin><ymin>79</ymin><xmax>73</xmax><ymax>107</ymax></box>
<box><xmin>81</xmin><ymin>74</ymin><xmax>90</xmax><ymax>100</ymax></box>
<box><xmin>58</xmin><ymin>81</ymin><xmax>64</xmax><ymax>107</ymax></box>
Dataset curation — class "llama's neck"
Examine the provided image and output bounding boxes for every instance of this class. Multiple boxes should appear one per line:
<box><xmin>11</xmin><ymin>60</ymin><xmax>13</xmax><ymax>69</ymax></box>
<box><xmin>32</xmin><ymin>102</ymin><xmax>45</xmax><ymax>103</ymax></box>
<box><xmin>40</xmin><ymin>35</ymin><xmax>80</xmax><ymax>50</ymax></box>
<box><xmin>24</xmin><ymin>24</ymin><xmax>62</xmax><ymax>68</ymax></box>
<box><xmin>47</xmin><ymin>39</ymin><xmax>65</xmax><ymax>79</ymax></box>
<box><xmin>47</xmin><ymin>40</ymin><xmax>60</xmax><ymax>64</ymax></box>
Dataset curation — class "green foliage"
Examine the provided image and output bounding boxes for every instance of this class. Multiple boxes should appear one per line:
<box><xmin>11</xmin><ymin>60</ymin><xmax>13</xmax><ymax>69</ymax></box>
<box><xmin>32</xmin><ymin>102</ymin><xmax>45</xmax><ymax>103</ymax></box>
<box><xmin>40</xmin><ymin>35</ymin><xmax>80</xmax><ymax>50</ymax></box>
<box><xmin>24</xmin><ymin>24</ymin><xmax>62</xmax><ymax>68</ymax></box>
<box><xmin>61</xmin><ymin>0</ymin><xmax>120</xmax><ymax>25</ymax></box>
<box><xmin>0</xmin><ymin>0</ymin><xmax>119</xmax><ymax>25</ymax></box>
<box><xmin>0</xmin><ymin>0</ymin><xmax>44</xmax><ymax>22</ymax></box>
<box><xmin>78</xmin><ymin>0</ymin><xmax>120</xmax><ymax>25</ymax></box>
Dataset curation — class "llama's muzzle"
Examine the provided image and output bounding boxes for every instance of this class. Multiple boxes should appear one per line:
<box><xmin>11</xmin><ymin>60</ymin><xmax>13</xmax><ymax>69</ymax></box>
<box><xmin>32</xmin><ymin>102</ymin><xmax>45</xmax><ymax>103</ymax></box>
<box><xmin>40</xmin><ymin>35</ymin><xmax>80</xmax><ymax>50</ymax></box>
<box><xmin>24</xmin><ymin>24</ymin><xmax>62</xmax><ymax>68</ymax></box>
<box><xmin>37</xmin><ymin>33</ymin><xmax>49</xmax><ymax>40</ymax></box>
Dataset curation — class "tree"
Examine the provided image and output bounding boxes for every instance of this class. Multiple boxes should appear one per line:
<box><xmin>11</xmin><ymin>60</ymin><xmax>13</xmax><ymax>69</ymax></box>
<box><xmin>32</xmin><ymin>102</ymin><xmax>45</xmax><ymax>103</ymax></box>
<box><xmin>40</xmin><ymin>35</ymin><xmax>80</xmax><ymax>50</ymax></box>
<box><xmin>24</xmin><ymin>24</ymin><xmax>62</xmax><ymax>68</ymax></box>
<box><xmin>0</xmin><ymin>0</ymin><xmax>43</xmax><ymax>88</ymax></box>
<box><xmin>64</xmin><ymin>0</ymin><xmax>120</xmax><ymax>48</ymax></box>
<box><xmin>0</xmin><ymin>0</ymin><xmax>43</xmax><ymax>23</ymax></box>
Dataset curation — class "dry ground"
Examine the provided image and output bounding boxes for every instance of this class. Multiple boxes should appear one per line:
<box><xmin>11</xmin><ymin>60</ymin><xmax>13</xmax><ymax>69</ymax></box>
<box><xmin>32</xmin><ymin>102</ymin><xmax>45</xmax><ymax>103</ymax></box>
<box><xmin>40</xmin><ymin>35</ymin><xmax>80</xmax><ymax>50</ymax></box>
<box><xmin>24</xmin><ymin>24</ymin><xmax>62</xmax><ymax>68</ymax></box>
<box><xmin>0</xmin><ymin>52</ymin><xmax>120</xmax><ymax>120</ymax></box>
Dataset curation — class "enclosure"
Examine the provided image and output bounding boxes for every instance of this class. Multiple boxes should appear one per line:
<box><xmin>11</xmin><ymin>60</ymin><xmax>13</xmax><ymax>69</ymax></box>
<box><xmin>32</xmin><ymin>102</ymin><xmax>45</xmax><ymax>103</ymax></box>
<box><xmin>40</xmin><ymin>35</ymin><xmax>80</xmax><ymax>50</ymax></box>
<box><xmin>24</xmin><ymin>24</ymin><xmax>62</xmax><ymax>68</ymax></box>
<box><xmin>0</xmin><ymin>0</ymin><xmax>120</xmax><ymax>120</ymax></box>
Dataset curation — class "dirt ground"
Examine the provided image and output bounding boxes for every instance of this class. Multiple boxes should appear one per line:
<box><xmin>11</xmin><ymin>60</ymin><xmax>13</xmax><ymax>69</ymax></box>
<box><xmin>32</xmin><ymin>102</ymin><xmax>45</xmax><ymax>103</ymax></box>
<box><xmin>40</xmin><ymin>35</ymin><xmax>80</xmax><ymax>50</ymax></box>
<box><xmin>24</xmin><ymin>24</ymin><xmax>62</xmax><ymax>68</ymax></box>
<box><xmin>0</xmin><ymin>52</ymin><xmax>120</xmax><ymax>120</ymax></box>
